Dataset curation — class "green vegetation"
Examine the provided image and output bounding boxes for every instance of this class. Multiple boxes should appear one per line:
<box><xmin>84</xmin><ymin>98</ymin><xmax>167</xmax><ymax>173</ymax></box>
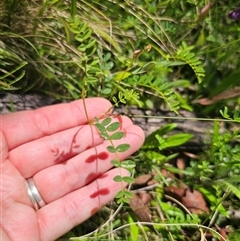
<box><xmin>1</xmin><ymin>0</ymin><xmax>240</xmax><ymax>240</ymax></box>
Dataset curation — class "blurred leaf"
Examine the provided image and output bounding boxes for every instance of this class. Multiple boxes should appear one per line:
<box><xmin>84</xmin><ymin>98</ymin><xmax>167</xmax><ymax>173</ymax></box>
<box><xmin>129</xmin><ymin>193</ymin><xmax>152</xmax><ymax>222</ymax></box>
<box><xmin>107</xmin><ymin>145</ymin><xmax>116</xmax><ymax>153</ymax></box>
<box><xmin>195</xmin><ymin>86</ymin><xmax>240</xmax><ymax>105</ymax></box>
<box><xmin>101</xmin><ymin>117</ymin><xmax>112</xmax><ymax>126</ymax></box>
<box><xmin>116</xmin><ymin>143</ymin><xmax>130</xmax><ymax>152</ymax></box>
<box><xmin>197</xmin><ymin>3</ymin><xmax>211</xmax><ymax>21</ymax></box>
<box><xmin>106</xmin><ymin>122</ymin><xmax>120</xmax><ymax>132</ymax></box>
<box><xmin>142</xmin><ymin>124</ymin><xmax>177</xmax><ymax>149</ymax></box>
<box><xmin>113</xmin><ymin>71</ymin><xmax>132</xmax><ymax>81</ymax></box>
<box><xmin>157</xmin><ymin>133</ymin><xmax>193</xmax><ymax>150</ymax></box>
<box><xmin>228</xmin><ymin>230</ymin><xmax>240</xmax><ymax>241</ymax></box>
<box><xmin>120</xmin><ymin>160</ymin><xmax>136</xmax><ymax>169</ymax></box>
<box><xmin>110</xmin><ymin>131</ymin><xmax>125</xmax><ymax>140</ymax></box>
<box><xmin>216</xmin><ymin>179</ymin><xmax>240</xmax><ymax>199</ymax></box>
<box><xmin>128</xmin><ymin>215</ymin><xmax>139</xmax><ymax>241</ymax></box>
<box><xmin>113</xmin><ymin>175</ymin><xmax>123</xmax><ymax>182</ymax></box>
<box><xmin>122</xmin><ymin>176</ymin><xmax>135</xmax><ymax>183</ymax></box>
<box><xmin>111</xmin><ymin>159</ymin><xmax>121</xmax><ymax>167</ymax></box>
<box><xmin>210</xmin><ymin>72</ymin><xmax>240</xmax><ymax>97</ymax></box>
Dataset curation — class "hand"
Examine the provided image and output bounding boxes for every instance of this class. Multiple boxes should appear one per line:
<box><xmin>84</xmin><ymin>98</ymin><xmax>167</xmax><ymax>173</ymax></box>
<box><xmin>0</xmin><ymin>98</ymin><xmax>145</xmax><ymax>241</ymax></box>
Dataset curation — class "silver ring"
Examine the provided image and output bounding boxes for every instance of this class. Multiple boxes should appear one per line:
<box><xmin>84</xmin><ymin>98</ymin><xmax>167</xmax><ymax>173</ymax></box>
<box><xmin>26</xmin><ymin>178</ymin><xmax>46</xmax><ymax>211</ymax></box>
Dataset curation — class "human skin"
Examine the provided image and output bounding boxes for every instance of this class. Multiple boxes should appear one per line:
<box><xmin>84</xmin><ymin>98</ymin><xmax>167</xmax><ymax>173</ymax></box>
<box><xmin>0</xmin><ymin>98</ymin><xmax>145</xmax><ymax>241</ymax></box>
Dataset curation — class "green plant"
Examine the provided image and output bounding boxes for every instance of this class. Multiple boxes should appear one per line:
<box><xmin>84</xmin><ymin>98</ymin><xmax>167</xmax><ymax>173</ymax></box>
<box><xmin>2</xmin><ymin>0</ymin><xmax>240</xmax><ymax>240</ymax></box>
<box><xmin>94</xmin><ymin>116</ymin><xmax>135</xmax><ymax>204</ymax></box>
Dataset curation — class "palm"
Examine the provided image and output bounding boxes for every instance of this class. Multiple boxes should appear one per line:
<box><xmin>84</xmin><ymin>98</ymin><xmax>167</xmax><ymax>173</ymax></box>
<box><xmin>1</xmin><ymin>98</ymin><xmax>144</xmax><ymax>241</ymax></box>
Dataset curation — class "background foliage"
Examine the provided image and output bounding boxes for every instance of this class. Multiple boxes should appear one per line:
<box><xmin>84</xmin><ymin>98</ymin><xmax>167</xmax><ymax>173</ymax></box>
<box><xmin>1</xmin><ymin>0</ymin><xmax>240</xmax><ymax>240</ymax></box>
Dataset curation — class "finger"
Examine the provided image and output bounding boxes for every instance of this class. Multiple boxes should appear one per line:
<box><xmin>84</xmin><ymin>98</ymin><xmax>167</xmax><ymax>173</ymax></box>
<box><xmin>33</xmin><ymin>124</ymin><xmax>144</xmax><ymax>203</ymax></box>
<box><xmin>1</xmin><ymin>98</ymin><xmax>112</xmax><ymax>150</ymax></box>
<box><xmin>9</xmin><ymin>125</ymin><xmax>103</xmax><ymax>177</ymax></box>
<box><xmin>0</xmin><ymin>130</ymin><xmax>8</xmax><ymax>162</ymax></box>
<box><xmin>9</xmin><ymin>116</ymin><xmax>134</xmax><ymax>177</ymax></box>
<box><xmin>38</xmin><ymin>168</ymin><xmax>130</xmax><ymax>241</ymax></box>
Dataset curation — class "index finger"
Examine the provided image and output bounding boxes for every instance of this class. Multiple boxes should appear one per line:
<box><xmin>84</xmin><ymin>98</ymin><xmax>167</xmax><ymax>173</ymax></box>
<box><xmin>1</xmin><ymin>98</ymin><xmax>112</xmax><ymax>150</ymax></box>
